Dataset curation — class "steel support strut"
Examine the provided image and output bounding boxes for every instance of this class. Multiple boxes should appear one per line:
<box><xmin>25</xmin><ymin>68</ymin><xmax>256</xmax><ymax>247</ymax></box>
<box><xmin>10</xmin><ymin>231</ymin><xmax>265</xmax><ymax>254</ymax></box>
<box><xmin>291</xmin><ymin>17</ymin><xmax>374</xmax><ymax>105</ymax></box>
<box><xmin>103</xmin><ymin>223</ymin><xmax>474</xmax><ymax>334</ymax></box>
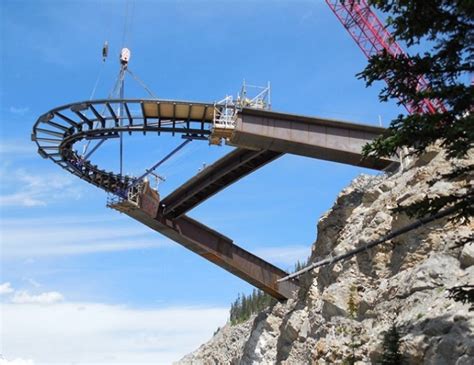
<box><xmin>109</xmin><ymin>188</ymin><xmax>299</xmax><ymax>300</ymax></box>
<box><xmin>161</xmin><ymin>148</ymin><xmax>282</xmax><ymax>218</ymax></box>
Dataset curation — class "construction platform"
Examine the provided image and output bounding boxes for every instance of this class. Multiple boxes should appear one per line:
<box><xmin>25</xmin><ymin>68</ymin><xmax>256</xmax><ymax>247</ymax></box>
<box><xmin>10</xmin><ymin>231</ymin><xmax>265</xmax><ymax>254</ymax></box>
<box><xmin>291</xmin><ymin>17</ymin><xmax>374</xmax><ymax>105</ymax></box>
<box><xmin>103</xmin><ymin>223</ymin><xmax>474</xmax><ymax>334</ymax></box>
<box><xmin>33</xmin><ymin>98</ymin><xmax>398</xmax><ymax>299</ymax></box>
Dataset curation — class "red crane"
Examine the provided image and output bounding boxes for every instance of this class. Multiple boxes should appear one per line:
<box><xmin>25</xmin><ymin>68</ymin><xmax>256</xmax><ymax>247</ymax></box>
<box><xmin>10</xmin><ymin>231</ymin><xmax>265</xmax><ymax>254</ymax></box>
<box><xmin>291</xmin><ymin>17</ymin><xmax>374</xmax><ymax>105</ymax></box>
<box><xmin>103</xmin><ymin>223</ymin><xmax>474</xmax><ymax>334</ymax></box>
<box><xmin>325</xmin><ymin>0</ymin><xmax>446</xmax><ymax>115</ymax></box>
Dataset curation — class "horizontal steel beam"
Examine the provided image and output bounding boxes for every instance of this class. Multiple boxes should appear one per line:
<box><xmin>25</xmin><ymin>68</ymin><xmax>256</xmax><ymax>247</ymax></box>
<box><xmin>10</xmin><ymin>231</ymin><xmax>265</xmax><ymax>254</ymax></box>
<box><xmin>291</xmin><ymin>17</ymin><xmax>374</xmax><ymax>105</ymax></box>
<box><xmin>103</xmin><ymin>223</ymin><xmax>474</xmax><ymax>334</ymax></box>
<box><xmin>161</xmin><ymin>148</ymin><xmax>282</xmax><ymax>219</ymax></box>
<box><xmin>109</xmin><ymin>196</ymin><xmax>299</xmax><ymax>300</ymax></box>
<box><xmin>231</xmin><ymin>108</ymin><xmax>397</xmax><ymax>170</ymax></box>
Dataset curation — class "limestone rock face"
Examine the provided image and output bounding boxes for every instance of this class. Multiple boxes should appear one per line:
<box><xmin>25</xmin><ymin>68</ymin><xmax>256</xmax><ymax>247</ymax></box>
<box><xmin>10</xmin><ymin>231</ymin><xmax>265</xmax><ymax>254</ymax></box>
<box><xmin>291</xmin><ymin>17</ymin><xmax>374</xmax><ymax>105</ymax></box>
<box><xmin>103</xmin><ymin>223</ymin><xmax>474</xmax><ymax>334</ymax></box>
<box><xmin>177</xmin><ymin>148</ymin><xmax>473</xmax><ymax>365</ymax></box>
<box><xmin>178</xmin><ymin>320</ymin><xmax>254</xmax><ymax>365</ymax></box>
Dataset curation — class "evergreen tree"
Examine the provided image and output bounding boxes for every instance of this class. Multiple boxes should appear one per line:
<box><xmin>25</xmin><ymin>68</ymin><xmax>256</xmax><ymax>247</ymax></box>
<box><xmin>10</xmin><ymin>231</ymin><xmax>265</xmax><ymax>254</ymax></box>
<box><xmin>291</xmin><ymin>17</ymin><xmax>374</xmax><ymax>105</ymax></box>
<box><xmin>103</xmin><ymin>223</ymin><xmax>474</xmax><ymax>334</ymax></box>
<box><xmin>229</xmin><ymin>289</ymin><xmax>277</xmax><ymax>325</ymax></box>
<box><xmin>379</xmin><ymin>324</ymin><xmax>403</xmax><ymax>365</ymax></box>
<box><xmin>345</xmin><ymin>285</ymin><xmax>361</xmax><ymax>365</ymax></box>
<box><xmin>359</xmin><ymin>0</ymin><xmax>473</xmax><ymax>222</ymax></box>
<box><xmin>360</xmin><ymin>0</ymin><xmax>473</xmax><ymax>159</ymax></box>
<box><xmin>229</xmin><ymin>260</ymin><xmax>309</xmax><ymax>325</ymax></box>
<box><xmin>347</xmin><ymin>285</ymin><xmax>358</xmax><ymax>319</ymax></box>
<box><xmin>359</xmin><ymin>0</ymin><xmax>473</xmax><ymax>316</ymax></box>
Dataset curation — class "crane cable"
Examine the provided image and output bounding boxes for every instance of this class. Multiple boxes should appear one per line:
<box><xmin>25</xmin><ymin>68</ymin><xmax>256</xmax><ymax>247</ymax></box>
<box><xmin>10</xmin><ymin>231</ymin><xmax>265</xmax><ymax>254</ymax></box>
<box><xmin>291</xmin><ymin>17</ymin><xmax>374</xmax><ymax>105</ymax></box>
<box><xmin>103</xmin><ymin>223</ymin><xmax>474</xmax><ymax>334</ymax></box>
<box><xmin>82</xmin><ymin>0</ymin><xmax>132</xmax><ymax>158</ymax></box>
<box><xmin>127</xmin><ymin>68</ymin><xmax>158</xmax><ymax>98</ymax></box>
<box><xmin>119</xmin><ymin>65</ymin><xmax>125</xmax><ymax>176</ymax></box>
<box><xmin>88</xmin><ymin>0</ymin><xmax>113</xmax><ymax>100</ymax></box>
<box><xmin>84</xmin><ymin>0</ymin><xmax>164</xmax><ymax>178</ymax></box>
<box><xmin>121</xmin><ymin>0</ymin><xmax>135</xmax><ymax>49</ymax></box>
<box><xmin>89</xmin><ymin>61</ymin><xmax>106</xmax><ymax>100</ymax></box>
<box><xmin>82</xmin><ymin>68</ymin><xmax>125</xmax><ymax>157</ymax></box>
<box><xmin>118</xmin><ymin>0</ymin><xmax>136</xmax><ymax>176</ymax></box>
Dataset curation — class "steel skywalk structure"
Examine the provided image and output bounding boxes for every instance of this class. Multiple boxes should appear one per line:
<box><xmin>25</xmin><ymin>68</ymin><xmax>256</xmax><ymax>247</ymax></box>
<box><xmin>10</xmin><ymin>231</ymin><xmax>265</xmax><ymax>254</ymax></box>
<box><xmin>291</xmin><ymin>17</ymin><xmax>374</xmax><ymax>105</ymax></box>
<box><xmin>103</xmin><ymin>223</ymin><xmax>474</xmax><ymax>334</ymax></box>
<box><xmin>33</xmin><ymin>98</ymin><xmax>397</xmax><ymax>299</ymax></box>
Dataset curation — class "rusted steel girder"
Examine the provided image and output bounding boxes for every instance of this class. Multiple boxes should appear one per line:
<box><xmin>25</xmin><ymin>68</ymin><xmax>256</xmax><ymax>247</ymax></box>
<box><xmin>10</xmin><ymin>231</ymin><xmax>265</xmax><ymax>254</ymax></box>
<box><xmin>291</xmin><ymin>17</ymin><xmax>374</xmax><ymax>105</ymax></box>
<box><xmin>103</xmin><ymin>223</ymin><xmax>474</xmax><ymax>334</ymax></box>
<box><xmin>161</xmin><ymin>148</ymin><xmax>282</xmax><ymax>219</ymax></box>
<box><xmin>230</xmin><ymin>108</ymin><xmax>397</xmax><ymax>170</ymax></box>
<box><xmin>109</xmin><ymin>185</ymin><xmax>299</xmax><ymax>300</ymax></box>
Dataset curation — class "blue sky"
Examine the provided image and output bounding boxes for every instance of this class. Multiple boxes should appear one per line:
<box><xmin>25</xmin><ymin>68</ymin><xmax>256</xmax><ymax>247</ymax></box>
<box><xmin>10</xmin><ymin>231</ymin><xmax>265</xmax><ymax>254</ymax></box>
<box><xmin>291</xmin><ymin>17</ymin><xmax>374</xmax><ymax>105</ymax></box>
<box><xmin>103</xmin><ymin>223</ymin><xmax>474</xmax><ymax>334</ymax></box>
<box><xmin>0</xmin><ymin>1</ymin><xmax>402</xmax><ymax>363</ymax></box>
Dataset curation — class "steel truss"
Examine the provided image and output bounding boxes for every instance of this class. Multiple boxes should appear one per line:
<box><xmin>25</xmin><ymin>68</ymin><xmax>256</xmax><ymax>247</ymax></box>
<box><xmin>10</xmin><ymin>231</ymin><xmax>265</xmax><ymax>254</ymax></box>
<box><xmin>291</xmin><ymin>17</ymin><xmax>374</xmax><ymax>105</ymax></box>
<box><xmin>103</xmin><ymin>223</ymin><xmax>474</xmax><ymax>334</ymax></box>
<box><xmin>32</xmin><ymin>99</ymin><xmax>214</xmax><ymax>196</ymax></box>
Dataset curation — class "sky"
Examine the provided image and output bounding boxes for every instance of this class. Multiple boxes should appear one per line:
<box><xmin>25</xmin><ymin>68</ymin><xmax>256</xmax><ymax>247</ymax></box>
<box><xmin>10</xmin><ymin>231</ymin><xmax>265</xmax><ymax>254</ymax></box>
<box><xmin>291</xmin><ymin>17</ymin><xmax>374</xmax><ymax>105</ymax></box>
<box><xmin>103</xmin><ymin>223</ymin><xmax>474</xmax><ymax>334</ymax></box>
<box><xmin>0</xmin><ymin>0</ymin><xmax>402</xmax><ymax>364</ymax></box>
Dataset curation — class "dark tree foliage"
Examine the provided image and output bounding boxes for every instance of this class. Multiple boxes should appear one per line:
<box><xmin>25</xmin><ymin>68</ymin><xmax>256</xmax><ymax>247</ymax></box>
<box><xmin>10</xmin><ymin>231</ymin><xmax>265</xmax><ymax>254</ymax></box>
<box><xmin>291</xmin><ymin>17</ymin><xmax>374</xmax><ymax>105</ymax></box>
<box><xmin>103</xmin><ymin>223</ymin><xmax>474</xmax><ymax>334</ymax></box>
<box><xmin>358</xmin><ymin>1</ymin><xmax>474</xmax><ymax>221</ymax></box>
<box><xmin>229</xmin><ymin>260</ymin><xmax>309</xmax><ymax>325</ymax></box>
<box><xmin>357</xmin><ymin>0</ymin><xmax>473</xmax><ymax>308</ymax></box>
<box><xmin>448</xmin><ymin>285</ymin><xmax>474</xmax><ymax>311</ymax></box>
<box><xmin>295</xmin><ymin>259</ymin><xmax>312</xmax><ymax>300</ymax></box>
<box><xmin>379</xmin><ymin>323</ymin><xmax>403</xmax><ymax>365</ymax></box>
<box><xmin>359</xmin><ymin>0</ymin><xmax>473</xmax><ymax>161</ymax></box>
<box><xmin>344</xmin><ymin>285</ymin><xmax>361</xmax><ymax>365</ymax></box>
<box><xmin>347</xmin><ymin>285</ymin><xmax>358</xmax><ymax>319</ymax></box>
<box><xmin>229</xmin><ymin>289</ymin><xmax>277</xmax><ymax>325</ymax></box>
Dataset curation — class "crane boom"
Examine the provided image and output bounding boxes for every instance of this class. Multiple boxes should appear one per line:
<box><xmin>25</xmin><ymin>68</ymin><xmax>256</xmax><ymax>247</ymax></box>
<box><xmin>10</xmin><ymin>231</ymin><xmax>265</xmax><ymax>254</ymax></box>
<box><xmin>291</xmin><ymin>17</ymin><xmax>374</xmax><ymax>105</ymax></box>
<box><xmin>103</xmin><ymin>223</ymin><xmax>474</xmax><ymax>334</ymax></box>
<box><xmin>325</xmin><ymin>0</ymin><xmax>446</xmax><ymax>115</ymax></box>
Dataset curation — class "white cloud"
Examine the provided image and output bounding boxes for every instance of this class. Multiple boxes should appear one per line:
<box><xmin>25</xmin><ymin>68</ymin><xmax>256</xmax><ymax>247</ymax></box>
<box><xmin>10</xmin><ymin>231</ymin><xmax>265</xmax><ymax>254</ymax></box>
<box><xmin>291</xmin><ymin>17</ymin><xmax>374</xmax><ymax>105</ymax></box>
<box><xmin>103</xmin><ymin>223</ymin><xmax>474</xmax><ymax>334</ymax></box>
<box><xmin>0</xmin><ymin>357</ymin><xmax>34</xmax><ymax>365</ymax></box>
<box><xmin>8</xmin><ymin>106</ymin><xmax>29</xmax><ymax>116</ymax></box>
<box><xmin>0</xmin><ymin>168</ymin><xmax>83</xmax><ymax>207</ymax></box>
<box><xmin>11</xmin><ymin>291</ymin><xmax>63</xmax><ymax>305</ymax></box>
<box><xmin>0</xmin><ymin>141</ymin><xmax>35</xmax><ymax>156</ymax></box>
<box><xmin>1</xmin><ymin>301</ymin><xmax>227</xmax><ymax>365</ymax></box>
<box><xmin>0</xmin><ymin>192</ymin><xmax>46</xmax><ymax>207</ymax></box>
<box><xmin>0</xmin><ymin>282</ymin><xmax>63</xmax><ymax>305</ymax></box>
<box><xmin>0</xmin><ymin>215</ymin><xmax>172</xmax><ymax>258</ymax></box>
<box><xmin>1</xmin><ymin>215</ymin><xmax>120</xmax><ymax>227</ymax></box>
<box><xmin>0</xmin><ymin>282</ymin><xmax>14</xmax><ymax>295</ymax></box>
<box><xmin>254</xmin><ymin>245</ymin><xmax>311</xmax><ymax>267</ymax></box>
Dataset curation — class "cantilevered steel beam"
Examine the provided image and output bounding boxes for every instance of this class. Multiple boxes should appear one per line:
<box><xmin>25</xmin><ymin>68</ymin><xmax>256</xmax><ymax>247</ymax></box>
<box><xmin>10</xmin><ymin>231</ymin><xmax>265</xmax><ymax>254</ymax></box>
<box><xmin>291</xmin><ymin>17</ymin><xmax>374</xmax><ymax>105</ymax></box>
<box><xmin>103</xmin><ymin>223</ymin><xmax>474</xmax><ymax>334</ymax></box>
<box><xmin>109</xmin><ymin>191</ymin><xmax>299</xmax><ymax>300</ymax></box>
<box><xmin>161</xmin><ymin>148</ymin><xmax>282</xmax><ymax>219</ymax></box>
<box><xmin>230</xmin><ymin>108</ymin><xmax>397</xmax><ymax>170</ymax></box>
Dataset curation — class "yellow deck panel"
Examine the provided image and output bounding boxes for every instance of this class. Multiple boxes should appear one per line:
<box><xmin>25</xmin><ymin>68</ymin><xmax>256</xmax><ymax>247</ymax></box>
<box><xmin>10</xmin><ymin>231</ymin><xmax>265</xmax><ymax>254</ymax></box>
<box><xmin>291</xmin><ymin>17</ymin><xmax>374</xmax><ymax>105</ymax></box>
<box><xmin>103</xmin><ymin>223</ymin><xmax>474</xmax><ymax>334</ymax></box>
<box><xmin>142</xmin><ymin>101</ymin><xmax>214</xmax><ymax>122</ymax></box>
<box><xmin>175</xmin><ymin>104</ymin><xmax>190</xmax><ymax>119</ymax></box>
<box><xmin>142</xmin><ymin>102</ymin><xmax>159</xmax><ymax>117</ymax></box>
<box><xmin>159</xmin><ymin>102</ymin><xmax>174</xmax><ymax>118</ymax></box>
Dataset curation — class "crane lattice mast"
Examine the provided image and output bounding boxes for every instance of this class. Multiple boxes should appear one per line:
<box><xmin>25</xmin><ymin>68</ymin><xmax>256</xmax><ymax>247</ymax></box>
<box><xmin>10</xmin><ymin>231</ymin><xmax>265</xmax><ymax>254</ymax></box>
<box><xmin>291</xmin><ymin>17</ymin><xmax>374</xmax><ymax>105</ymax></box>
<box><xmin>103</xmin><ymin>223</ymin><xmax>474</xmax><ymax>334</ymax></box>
<box><xmin>325</xmin><ymin>0</ymin><xmax>446</xmax><ymax>115</ymax></box>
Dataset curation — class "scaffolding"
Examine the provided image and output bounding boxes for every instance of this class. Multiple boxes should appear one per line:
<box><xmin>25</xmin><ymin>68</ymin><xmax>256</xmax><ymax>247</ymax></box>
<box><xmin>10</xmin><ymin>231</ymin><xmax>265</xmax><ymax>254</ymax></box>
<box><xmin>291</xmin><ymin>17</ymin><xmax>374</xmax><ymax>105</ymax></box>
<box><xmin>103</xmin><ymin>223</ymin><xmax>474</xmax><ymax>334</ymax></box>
<box><xmin>210</xmin><ymin>81</ymin><xmax>271</xmax><ymax>145</ymax></box>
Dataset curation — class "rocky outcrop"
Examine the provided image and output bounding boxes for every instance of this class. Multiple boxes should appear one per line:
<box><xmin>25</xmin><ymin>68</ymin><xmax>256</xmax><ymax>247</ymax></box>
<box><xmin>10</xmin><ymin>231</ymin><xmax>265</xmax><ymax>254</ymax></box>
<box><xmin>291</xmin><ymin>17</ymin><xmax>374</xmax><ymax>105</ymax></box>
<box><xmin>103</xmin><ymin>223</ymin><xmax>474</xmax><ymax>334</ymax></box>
<box><xmin>177</xmin><ymin>147</ymin><xmax>473</xmax><ymax>365</ymax></box>
<box><xmin>179</xmin><ymin>320</ymin><xmax>255</xmax><ymax>365</ymax></box>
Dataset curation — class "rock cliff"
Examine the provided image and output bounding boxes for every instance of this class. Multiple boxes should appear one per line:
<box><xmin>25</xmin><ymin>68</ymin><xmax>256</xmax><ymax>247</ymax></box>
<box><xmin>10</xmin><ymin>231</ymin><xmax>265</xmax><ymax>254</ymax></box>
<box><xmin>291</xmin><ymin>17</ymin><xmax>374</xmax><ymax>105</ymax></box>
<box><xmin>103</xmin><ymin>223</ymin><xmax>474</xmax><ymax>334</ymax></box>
<box><xmin>178</xmin><ymin>148</ymin><xmax>473</xmax><ymax>364</ymax></box>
